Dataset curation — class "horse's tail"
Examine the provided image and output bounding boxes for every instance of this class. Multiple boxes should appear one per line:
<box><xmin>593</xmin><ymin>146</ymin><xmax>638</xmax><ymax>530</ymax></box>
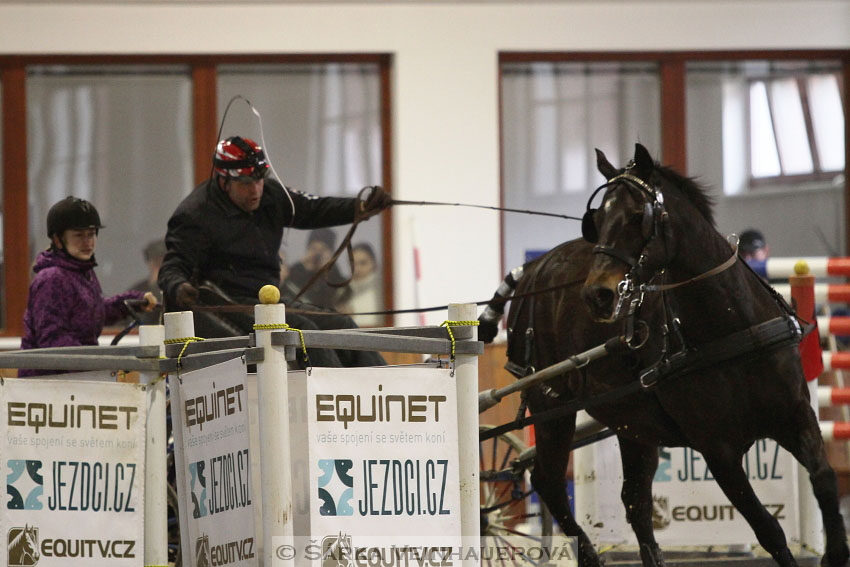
<box><xmin>478</xmin><ymin>264</ymin><xmax>525</xmax><ymax>343</ymax></box>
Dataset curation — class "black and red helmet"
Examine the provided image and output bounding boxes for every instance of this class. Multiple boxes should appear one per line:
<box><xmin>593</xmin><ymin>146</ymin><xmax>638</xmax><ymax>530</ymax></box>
<box><xmin>46</xmin><ymin>196</ymin><xmax>104</xmax><ymax>238</ymax></box>
<box><xmin>213</xmin><ymin>136</ymin><xmax>270</xmax><ymax>180</ymax></box>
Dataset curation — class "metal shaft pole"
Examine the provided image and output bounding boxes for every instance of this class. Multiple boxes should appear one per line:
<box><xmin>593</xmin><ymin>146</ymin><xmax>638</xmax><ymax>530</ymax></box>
<box><xmin>478</xmin><ymin>342</ymin><xmax>611</xmax><ymax>413</ymax></box>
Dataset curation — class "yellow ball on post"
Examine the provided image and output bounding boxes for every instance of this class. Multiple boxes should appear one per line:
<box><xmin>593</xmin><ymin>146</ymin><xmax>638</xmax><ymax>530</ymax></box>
<box><xmin>258</xmin><ymin>284</ymin><xmax>281</xmax><ymax>305</ymax></box>
<box><xmin>794</xmin><ymin>260</ymin><xmax>810</xmax><ymax>276</ymax></box>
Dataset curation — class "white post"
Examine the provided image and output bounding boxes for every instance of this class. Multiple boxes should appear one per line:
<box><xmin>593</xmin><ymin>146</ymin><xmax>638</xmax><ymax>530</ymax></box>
<box><xmin>164</xmin><ymin>311</ymin><xmax>195</xmax><ymax>567</ymax></box>
<box><xmin>448</xmin><ymin>303</ymin><xmax>480</xmax><ymax>566</ymax></box>
<box><xmin>254</xmin><ymin>302</ymin><xmax>294</xmax><ymax>566</ymax></box>
<box><xmin>572</xmin><ymin>411</ymin><xmax>601</xmax><ymax>540</ymax></box>
<box><xmin>800</xmin><ymin>377</ymin><xmax>825</xmax><ymax>553</ymax></box>
<box><xmin>141</xmin><ymin>325</ymin><xmax>168</xmax><ymax>567</ymax></box>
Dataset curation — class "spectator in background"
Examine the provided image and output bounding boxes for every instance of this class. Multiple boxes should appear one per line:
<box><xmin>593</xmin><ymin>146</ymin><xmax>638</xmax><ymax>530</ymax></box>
<box><xmin>337</xmin><ymin>242</ymin><xmax>382</xmax><ymax>327</ymax></box>
<box><xmin>739</xmin><ymin>228</ymin><xmax>770</xmax><ymax>266</ymax></box>
<box><xmin>126</xmin><ymin>238</ymin><xmax>166</xmax><ymax>325</ymax></box>
<box><xmin>739</xmin><ymin>228</ymin><xmax>774</xmax><ymax>282</ymax></box>
<box><xmin>128</xmin><ymin>238</ymin><xmax>166</xmax><ymax>302</ymax></box>
<box><xmin>20</xmin><ymin>197</ymin><xmax>157</xmax><ymax>376</ymax></box>
<box><xmin>282</xmin><ymin>228</ymin><xmax>350</xmax><ymax>309</ymax></box>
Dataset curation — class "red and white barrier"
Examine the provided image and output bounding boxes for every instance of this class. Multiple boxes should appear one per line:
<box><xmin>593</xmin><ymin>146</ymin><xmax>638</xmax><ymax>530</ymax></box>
<box><xmin>819</xmin><ymin>421</ymin><xmax>850</xmax><ymax>441</ymax></box>
<box><xmin>822</xmin><ymin>351</ymin><xmax>850</xmax><ymax>371</ymax></box>
<box><xmin>817</xmin><ymin>386</ymin><xmax>850</xmax><ymax>406</ymax></box>
<box><xmin>817</xmin><ymin>317</ymin><xmax>850</xmax><ymax>338</ymax></box>
<box><xmin>767</xmin><ymin>257</ymin><xmax>850</xmax><ymax>279</ymax></box>
<box><xmin>774</xmin><ymin>283</ymin><xmax>850</xmax><ymax>304</ymax></box>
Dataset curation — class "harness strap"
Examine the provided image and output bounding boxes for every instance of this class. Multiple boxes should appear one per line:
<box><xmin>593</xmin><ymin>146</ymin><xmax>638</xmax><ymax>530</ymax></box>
<box><xmin>480</xmin><ymin>315</ymin><xmax>801</xmax><ymax>442</ymax></box>
<box><xmin>639</xmin><ymin>316</ymin><xmax>800</xmax><ymax>388</ymax></box>
<box><xmin>643</xmin><ymin>244</ymin><xmax>738</xmax><ymax>292</ymax></box>
<box><xmin>593</xmin><ymin>244</ymin><xmax>640</xmax><ymax>269</ymax></box>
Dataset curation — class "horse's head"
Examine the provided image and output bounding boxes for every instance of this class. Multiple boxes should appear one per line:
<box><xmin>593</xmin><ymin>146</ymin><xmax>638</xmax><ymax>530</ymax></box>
<box><xmin>24</xmin><ymin>525</ymin><xmax>39</xmax><ymax>561</ymax></box>
<box><xmin>9</xmin><ymin>524</ymin><xmax>40</xmax><ymax>565</ymax></box>
<box><xmin>580</xmin><ymin>143</ymin><xmax>674</xmax><ymax>322</ymax></box>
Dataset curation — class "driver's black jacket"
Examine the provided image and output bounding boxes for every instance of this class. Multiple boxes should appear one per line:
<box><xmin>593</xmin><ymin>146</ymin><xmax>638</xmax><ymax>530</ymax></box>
<box><xmin>158</xmin><ymin>177</ymin><xmax>356</xmax><ymax>307</ymax></box>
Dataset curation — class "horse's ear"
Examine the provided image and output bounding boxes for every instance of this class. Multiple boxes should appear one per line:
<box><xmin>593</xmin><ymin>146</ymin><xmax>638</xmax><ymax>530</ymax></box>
<box><xmin>595</xmin><ymin>148</ymin><xmax>618</xmax><ymax>180</ymax></box>
<box><xmin>632</xmin><ymin>143</ymin><xmax>655</xmax><ymax>178</ymax></box>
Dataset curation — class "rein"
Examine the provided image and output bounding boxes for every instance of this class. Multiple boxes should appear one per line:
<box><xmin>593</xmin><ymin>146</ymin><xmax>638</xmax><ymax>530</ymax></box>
<box><xmin>192</xmin><ymin>278</ymin><xmax>581</xmax><ymax>318</ymax></box>
<box><xmin>289</xmin><ymin>195</ymin><xmax>581</xmax><ymax>306</ymax></box>
<box><xmin>390</xmin><ymin>199</ymin><xmax>582</xmax><ymax>221</ymax></box>
<box><xmin>291</xmin><ymin>186</ymin><xmax>374</xmax><ymax>303</ymax></box>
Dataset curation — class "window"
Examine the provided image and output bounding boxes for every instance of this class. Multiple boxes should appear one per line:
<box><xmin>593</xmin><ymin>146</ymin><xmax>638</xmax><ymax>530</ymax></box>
<box><xmin>217</xmin><ymin>62</ymin><xmax>387</xmax><ymax>326</ymax></box>
<box><xmin>687</xmin><ymin>58</ymin><xmax>846</xmax><ymax>259</ymax></box>
<box><xmin>748</xmin><ymin>66</ymin><xmax>844</xmax><ymax>184</ymax></box>
<box><xmin>0</xmin><ymin>83</ymin><xmax>4</xmax><ymax>329</ymax></box>
<box><xmin>0</xmin><ymin>56</ymin><xmax>392</xmax><ymax>336</ymax></box>
<box><xmin>500</xmin><ymin>60</ymin><xmax>661</xmax><ymax>270</ymax></box>
<box><xmin>26</xmin><ymin>65</ymin><xmax>193</xmax><ymax>298</ymax></box>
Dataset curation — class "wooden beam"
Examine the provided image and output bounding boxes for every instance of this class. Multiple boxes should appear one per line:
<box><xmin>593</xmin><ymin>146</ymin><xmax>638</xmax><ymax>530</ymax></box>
<box><xmin>1</xmin><ymin>66</ymin><xmax>28</xmax><ymax>335</ymax></box>
<box><xmin>192</xmin><ymin>64</ymin><xmax>218</xmax><ymax>185</ymax></box>
<box><xmin>379</xmin><ymin>55</ymin><xmax>394</xmax><ymax>326</ymax></box>
<box><xmin>844</xmin><ymin>59</ymin><xmax>850</xmax><ymax>254</ymax></box>
<box><xmin>660</xmin><ymin>60</ymin><xmax>687</xmax><ymax>174</ymax></box>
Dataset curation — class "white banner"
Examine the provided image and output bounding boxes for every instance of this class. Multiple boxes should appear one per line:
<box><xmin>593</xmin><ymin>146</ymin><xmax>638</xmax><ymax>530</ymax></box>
<box><xmin>0</xmin><ymin>376</ymin><xmax>146</xmax><ymax>567</ymax></box>
<box><xmin>172</xmin><ymin>357</ymin><xmax>257</xmax><ymax>567</ymax></box>
<box><xmin>301</xmin><ymin>366</ymin><xmax>462</xmax><ymax>557</ymax></box>
<box><xmin>575</xmin><ymin>436</ymin><xmax>800</xmax><ymax>545</ymax></box>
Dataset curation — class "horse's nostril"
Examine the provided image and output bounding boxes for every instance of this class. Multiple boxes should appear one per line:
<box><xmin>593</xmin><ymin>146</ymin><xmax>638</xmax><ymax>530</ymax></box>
<box><xmin>583</xmin><ymin>285</ymin><xmax>615</xmax><ymax>312</ymax></box>
<box><xmin>594</xmin><ymin>287</ymin><xmax>614</xmax><ymax>309</ymax></box>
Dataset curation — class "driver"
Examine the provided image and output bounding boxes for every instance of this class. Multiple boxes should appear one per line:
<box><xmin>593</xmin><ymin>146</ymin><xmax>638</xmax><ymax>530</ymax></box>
<box><xmin>158</xmin><ymin>135</ymin><xmax>392</xmax><ymax>367</ymax></box>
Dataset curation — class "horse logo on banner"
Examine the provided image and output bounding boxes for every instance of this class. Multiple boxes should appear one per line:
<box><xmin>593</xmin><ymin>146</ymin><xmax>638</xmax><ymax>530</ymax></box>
<box><xmin>321</xmin><ymin>532</ymin><xmax>353</xmax><ymax>567</ymax></box>
<box><xmin>195</xmin><ymin>534</ymin><xmax>211</xmax><ymax>567</ymax></box>
<box><xmin>8</xmin><ymin>525</ymin><xmax>40</xmax><ymax>566</ymax></box>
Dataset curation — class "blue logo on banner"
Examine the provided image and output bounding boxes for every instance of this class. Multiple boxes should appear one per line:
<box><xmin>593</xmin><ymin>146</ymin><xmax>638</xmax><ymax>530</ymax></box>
<box><xmin>7</xmin><ymin>461</ymin><xmax>43</xmax><ymax>510</ymax></box>
<box><xmin>317</xmin><ymin>460</ymin><xmax>354</xmax><ymax>516</ymax></box>
<box><xmin>189</xmin><ymin>461</ymin><xmax>208</xmax><ymax>518</ymax></box>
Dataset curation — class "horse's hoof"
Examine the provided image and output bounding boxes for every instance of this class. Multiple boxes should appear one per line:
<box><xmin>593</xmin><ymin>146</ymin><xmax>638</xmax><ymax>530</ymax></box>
<box><xmin>577</xmin><ymin>535</ymin><xmax>603</xmax><ymax>567</ymax></box>
<box><xmin>821</xmin><ymin>548</ymin><xmax>850</xmax><ymax>567</ymax></box>
<box><xmin>772</xmin><ymin>547</ymin><xmax>798</xmax><ymax>567</ymax></box>
<box><xmin>639</xmin><ymin>543</ymin><xmax>666</xmax><ymax>567</ymax></box>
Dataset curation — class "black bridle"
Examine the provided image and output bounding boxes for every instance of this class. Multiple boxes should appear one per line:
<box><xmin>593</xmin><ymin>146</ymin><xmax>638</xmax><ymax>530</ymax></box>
<box><xmin>582</xmin><ymin>166</ymin><xmax>672</xmax><ymax>321</ymax></box>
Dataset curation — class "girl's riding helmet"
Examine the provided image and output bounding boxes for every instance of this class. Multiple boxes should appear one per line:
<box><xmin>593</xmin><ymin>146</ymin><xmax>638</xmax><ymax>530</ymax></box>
<box><xmin>213</xmin><ymin>136</ymin><xmax>270</xmax><ymax>180</ymax></box>
<box><xmin>46</xmin><ymin>196</ymin><xmax>104</xmax><ymax>238</ymax></box>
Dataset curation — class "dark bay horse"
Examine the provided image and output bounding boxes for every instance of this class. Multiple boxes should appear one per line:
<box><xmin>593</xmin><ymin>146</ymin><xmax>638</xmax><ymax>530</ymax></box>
<box><xmin>490</xmin><ymin>144</ymin><xmax>848</xmax><ymax>567</ymax></box>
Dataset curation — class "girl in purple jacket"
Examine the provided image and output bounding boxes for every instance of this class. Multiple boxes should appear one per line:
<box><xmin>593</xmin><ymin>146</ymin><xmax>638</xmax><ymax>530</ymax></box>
<box><xmin>19</xmin><ymin>197</ymin><xmax>157</xmax><ymax>376</ymax></box>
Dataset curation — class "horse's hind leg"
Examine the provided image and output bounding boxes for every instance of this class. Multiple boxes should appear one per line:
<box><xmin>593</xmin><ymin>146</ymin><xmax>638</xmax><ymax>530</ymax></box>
<box><xmin>775</xmin><ymin>402</ymin><xmax>849</xmax><ymax>567</ymax></box>
<box><xmin>530</xmin><ymin>414</ymin><xmax>601</xmax><ymax>567</ymax></box>
<box><xmin>701</xmin><ymin>444</ymin><xmax>798</xmax><ymax>566</ymax></box>
<box><xmin>618</xmin><ymin>438</ymin><xmax>665</xmax><ymax>567</ymax></box>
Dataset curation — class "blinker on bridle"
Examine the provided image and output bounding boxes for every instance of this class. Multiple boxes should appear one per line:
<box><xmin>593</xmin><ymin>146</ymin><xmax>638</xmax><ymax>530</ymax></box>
<box><xmin>582</xmin><ymin>167</ymin><xmax>666</xmax><ymax>268</ymax></box>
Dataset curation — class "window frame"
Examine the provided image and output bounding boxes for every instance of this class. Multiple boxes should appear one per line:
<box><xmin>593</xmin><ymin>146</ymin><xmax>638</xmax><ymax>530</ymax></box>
<box><xmin>747</xmin><ymin>71</ymin><xmax>845</xmax><ymax>187</ymax></box>
<box><xmin>498</xmin><ymin>50</ymin><xmax>850</xmax><ymax>279</ymax></box>
<box><xmin>0</xmin><ymin>54</ymin><xmax>394</xmax><ymax>336</ymax></box>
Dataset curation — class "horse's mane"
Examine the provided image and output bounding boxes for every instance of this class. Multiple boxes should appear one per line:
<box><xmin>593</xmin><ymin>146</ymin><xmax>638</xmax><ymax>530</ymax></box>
<box><xmin>655</xmin><ymin>163</ymin><xmax>715</xmax><ymax>227</ymax></box>
<box><xmin>9</xmin><ymin>527</ymin><xmax>33</xmax><ymax>551</ymax></box>
<box><xmin>9</xmin><ymin>530</ymin><xmax>24</xmax><ymax>549</ymax></box>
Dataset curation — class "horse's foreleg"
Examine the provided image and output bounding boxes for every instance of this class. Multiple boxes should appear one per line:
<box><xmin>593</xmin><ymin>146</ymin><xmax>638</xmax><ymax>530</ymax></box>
<box><xmin>701</xmin><ymin>445</ymin><xmax>798</xmax><ymax>567</ymax></box>
<box><xmin>776</xmin><ymin>402</ymin><xmax>849</xmax><ymax>567</ymax></box>
<box><xmin>530</xmin><ymin>415</ymin><xmax>601</xmax><ymax>567</ymax></box>
<box><xmin>617</xmin><ymin>438</ymin><xmax>665</xmax><ymax>567</ymax></box>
